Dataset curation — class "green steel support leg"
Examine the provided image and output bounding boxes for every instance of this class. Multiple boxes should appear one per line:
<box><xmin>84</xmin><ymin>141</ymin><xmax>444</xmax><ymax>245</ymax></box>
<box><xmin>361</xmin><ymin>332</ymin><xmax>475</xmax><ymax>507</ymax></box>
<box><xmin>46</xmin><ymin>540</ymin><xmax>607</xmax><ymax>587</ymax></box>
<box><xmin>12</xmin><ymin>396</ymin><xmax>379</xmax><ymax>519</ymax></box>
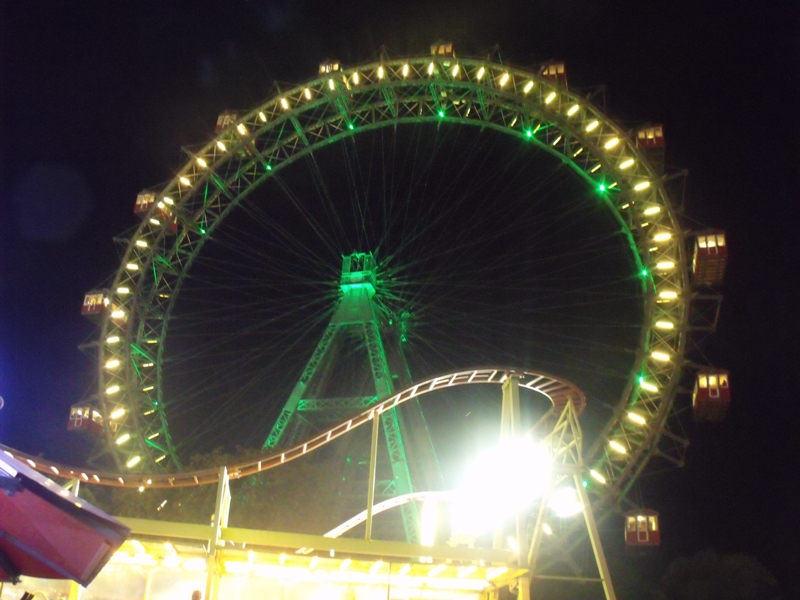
<box><xmin>263</xmin><ymin>323</ymin><xmax>338</xmax><ymax>449</ymax></box>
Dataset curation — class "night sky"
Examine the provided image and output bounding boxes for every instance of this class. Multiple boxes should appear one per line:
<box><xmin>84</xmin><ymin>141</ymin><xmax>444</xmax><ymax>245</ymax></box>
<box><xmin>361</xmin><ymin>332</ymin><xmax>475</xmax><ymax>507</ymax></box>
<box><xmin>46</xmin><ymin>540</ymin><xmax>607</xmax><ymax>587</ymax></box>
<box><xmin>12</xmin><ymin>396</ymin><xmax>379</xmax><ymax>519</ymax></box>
<box><xmin>1</xmin><ymin>0</ymin><xmax>797</xmax><ymax>595</ymax></box>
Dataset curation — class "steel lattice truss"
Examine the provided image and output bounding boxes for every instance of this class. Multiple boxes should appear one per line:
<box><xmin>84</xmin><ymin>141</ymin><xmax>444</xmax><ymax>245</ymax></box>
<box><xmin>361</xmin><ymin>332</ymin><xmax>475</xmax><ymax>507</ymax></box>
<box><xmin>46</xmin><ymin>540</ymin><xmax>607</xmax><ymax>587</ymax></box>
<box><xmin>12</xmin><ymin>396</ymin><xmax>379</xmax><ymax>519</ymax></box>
<box><xmin>94</xmin><ymin>56</ymin><xmax>689</xmax><ymax>512</ymax></box>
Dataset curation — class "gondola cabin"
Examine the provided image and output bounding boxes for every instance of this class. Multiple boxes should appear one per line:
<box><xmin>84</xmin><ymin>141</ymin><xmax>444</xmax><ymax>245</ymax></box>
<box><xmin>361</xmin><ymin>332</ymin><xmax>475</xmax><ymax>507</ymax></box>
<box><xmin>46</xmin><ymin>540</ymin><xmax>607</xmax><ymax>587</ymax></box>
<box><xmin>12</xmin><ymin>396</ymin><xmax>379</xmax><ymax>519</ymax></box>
<box><xmin>625</xmin><ymin>509</ymin><xmax>660</xmax><ymax>547</ymax></box>
<box><xmin>430</xmin><ymin>41</ymin><xmax>455</xmax><ymax>58</ymax></box>
<box><xmin>693</xmin><ymin>370</ymin><xmax>731</xmax><ymax>422</ymax></box>
<box><xmin>693</xmin><ymin>231</ymin><xmax>728</xmax><ymax>285</ymax></box>
<box><xmin>67</xmin><ymin>403</ymin><xmax>104</xmax><ymax>435</ymax></box>
<box><xmin>134</xmin><ymin>192</ymin><xmax>156</xmax><ymax>216</ymax></box>
<box><xmin>636</xmin><ymin>125</ymin><xmax>665</xmax><ymax>148</ymax></box>
<box><xmin>134</xmin><ymin>191</ymin><xmax>177</xmax><ymax>233</ymax></box>
<box><xmin>215</xmin><ymin>110</ymin><xmax>239</xmax><ymax>132</ymax></box>
<box><xmin>541</xmin><ymin>62</ymin><xmax>567</xmax><ymax>87</ymax></box>
<box><xmin>319</xmin><ymin>61</ymin><xmax>341</xmax><ymax>74</ymax></box>
<box><xmin>81</xmin><ymin>291</ymin><xmax>109</xmax><ymax>319</ymax></box>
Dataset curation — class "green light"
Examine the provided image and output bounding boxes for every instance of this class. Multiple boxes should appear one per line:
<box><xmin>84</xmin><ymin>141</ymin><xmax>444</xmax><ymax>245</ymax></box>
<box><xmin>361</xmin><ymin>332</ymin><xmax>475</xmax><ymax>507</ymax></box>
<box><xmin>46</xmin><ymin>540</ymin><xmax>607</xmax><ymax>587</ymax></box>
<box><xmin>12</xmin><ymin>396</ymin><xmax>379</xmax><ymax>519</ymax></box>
<box><xmin>598</xmin><ymin>184</ymin><xmax>607</xmax><ymax>192</ymax></box>
<box><xmin>199</xmin><ymin>228</ymin><xmax>206</xmax><ymax>234</ymax></box>
<box><xmin>438</xmin><ymin>110</ymin><xmax>445</xmax><ymax>118</ymax></box>
<box><xmin>266</xmin><ymin>164</ymin><xmax>273</xmax><ymax>171</ymax></box>
<box><xmin>582</xmin><ymin>479</ymin><xmax>589</xmax><ymax>488</ymax></box>
<box><xmin>525</xmin><ymin>129</ymin><xmax>533</xmax><ymax>138</ymax></box>
<box><xmin>640</xmin><ymin>268</ymin><xmax>648</xmax><ymax>277</ymax></box>
<box><xmin>348</xmin><ymin>123</ymin><xmax>354</xmax><ymax>130</ymax></box>
<box><xmin>637</xmin><ymin>375</ymin><xmax>645</xmax><ymax>384</ymax></box>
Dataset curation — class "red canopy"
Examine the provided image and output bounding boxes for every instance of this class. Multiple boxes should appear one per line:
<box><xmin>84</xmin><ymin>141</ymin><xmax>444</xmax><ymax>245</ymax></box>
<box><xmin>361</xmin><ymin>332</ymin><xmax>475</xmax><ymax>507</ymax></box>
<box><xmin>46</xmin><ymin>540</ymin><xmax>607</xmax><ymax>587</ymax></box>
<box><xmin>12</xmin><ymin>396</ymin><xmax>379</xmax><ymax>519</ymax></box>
<box><xmin>0</xmin><ymin>453</ymin><xmax>130</xmax><ymax>586</ymax></box>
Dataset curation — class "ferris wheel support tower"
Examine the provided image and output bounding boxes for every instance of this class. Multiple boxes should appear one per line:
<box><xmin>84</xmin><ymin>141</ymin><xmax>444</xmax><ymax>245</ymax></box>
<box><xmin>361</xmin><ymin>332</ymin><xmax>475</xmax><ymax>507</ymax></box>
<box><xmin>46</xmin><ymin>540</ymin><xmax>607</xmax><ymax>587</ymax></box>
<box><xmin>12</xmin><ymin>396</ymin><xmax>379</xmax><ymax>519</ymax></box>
<box><xmin>263</xmin><ymin>251</ymin><xmax>439</xmax><ymax>542</ymax></box>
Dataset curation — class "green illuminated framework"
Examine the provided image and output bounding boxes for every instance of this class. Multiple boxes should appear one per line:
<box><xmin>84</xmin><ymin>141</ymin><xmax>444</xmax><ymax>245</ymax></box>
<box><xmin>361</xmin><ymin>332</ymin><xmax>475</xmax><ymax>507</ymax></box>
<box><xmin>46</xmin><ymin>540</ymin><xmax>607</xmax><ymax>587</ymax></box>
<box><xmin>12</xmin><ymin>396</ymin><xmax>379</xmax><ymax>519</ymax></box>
<box><xmin>95</xmin><ymin>54</ymin><xmax>690</xmax><ymax>517</ymax></box>
<box><xmin>263</xmin><ymin>251</ymin><xmax>428</xmax><ymax>542</ymax></box>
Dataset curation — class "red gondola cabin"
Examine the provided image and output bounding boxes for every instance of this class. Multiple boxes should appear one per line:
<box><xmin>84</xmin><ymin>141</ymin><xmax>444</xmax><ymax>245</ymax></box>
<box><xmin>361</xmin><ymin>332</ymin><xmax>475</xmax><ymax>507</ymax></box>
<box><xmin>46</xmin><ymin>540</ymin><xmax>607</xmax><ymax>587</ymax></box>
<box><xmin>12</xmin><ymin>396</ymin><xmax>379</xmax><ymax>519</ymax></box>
<box><xmin>636</xmin><ymin>125</ymin><xmax>665</xmax><ymax>148</ymax></box>
<box><xmin>541</xmin><ymin>62</ymin><xmax>567</xmax><ymax>87</ymax></box>
<box><xmin>67</xmin><ymin>403</ymin><xmax>104</xmax><ymax>436</ymax></box>
<box><xmin>625</xmin><ymin>509</ymin><xmax>660</xmax><ymax>548</ymax></box>
<box><xmin>693</xmin><ymin>370</ymin><xmax>730</xmax><ymax>422</ymax></box>
<box><xmin>693</xmin><ymin>231</ymin><xmax>728</xmax><ymax>285</ymax></box>
<box><xmin>81</xmin><ymin>291</ymin><xmax>109</xmax><ymax>319</ymax></box>
<box><xmin>215</xmin><ymin>111</ymin><xmax>239</xmax><ymax>132</ymax></box>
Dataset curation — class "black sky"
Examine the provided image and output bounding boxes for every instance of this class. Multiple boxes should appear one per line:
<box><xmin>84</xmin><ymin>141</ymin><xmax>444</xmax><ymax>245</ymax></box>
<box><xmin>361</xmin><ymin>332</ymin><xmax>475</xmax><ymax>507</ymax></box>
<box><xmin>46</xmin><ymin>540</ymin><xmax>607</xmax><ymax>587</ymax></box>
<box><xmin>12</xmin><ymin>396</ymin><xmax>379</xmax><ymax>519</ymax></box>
<box><xmin>1</xmin><ymin>0</ymin><xmax>798</xmax><ymax>594</ymax></box>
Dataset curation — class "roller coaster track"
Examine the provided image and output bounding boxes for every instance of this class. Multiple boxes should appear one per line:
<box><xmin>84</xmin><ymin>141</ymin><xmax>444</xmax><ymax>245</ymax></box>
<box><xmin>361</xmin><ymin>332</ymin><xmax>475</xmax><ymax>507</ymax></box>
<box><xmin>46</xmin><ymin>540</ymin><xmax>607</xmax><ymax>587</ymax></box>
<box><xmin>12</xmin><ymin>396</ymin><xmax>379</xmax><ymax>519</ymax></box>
<box><xmin>2</xmin><ymin>367</ymin><xmax>582</xmax><ymax>490</ymax></box>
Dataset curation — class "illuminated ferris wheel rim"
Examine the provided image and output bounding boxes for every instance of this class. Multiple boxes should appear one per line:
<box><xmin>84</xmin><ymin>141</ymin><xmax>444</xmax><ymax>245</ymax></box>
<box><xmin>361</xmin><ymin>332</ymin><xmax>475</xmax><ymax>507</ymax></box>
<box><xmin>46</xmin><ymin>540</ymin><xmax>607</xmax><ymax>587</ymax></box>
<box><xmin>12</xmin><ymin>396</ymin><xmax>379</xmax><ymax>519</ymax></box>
<box><xmin>96</xmin><ymin>52</ymin><xmax>689</xmax><ymax>506</ymax></box>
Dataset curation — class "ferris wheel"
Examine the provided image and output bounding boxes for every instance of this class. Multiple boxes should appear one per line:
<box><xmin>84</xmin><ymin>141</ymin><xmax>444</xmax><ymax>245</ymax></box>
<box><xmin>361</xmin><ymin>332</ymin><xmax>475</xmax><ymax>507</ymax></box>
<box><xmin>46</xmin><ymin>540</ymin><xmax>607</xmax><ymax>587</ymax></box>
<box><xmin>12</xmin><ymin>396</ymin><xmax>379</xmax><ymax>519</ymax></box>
<box><xmin>70</xmin><ymin>43</ymin><xmax>728</xmax><ymax>525</ymax></box>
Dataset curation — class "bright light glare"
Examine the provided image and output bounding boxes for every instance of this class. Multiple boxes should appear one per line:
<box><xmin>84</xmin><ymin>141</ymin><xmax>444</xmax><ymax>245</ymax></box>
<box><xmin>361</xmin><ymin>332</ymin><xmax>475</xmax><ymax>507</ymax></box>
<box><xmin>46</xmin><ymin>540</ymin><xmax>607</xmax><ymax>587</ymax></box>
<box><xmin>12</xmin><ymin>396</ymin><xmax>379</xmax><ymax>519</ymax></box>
<box><xmin>586</xmin><ymin>120</ymin><xmax>599</xmax><ymax>132</ymax></box>
<box><xmin>304</xmin><ymin>88</ymin><xmax>311</xmax><ymax>100</ymax></box>
<box><xmin>217</xmin><ymin>141</ymin><xmax>227</xmax><ymax>151</ymax></box>
<box><xmin>236</xmin><ymin>124</ymin><xmax>247</xmax><ymax>135</ymax></box>
<box><xmin>402</xmin><ymin>64</ymin><xmax>409</xmax><ymax>77</ymax></box>
<box><xmin>179</xmin><ymin>176</ymin><xmax>191</xmax><ymax>186</ymax></box>
<box><xmin>111</xmin><ymin>310</ymin><xmax>125</xmax><ymax>319</ymax></box>
<box><xmin>196</xmin><ymin>157</ymin><xmax>207</xmax><ymax>168</ymax></box>
<box><xmin>545</xmin><ymin>91</ymin><xmax>557</xmax><ymax>104</ymax></box>
<box><xmin>549</xmin><ymin>487</ymin><xmax>583</xmax><ymax>518</ymax></box>
<box><xmin>640</xmin><ymin>380</ymin><xmax>659</xmax><ymax>393</ymax></box>
<box><xmin>523</xmin><ymin>80</ymin><xmax>534</xmax><ymax>93</ymax></box>
<box><xmin>377</xmin><ymin>66</ymin><xmax>384</xmax><ymax>79</ymax></box>
<box><xmin>427</xmin><ymin>62</ymin><xmax>434</xmax><ymax>75</ymax></box>
<box><xmin>126</xmin><ymin>455</ymin><xmax>141</xmax><ymax>468</ymax></box>
<box><xmin>280</xmin><ymin>98</ymin><xmax>289</xmax><ymax>110</ymax></box>
<box><xmin>499</xmin><ymin>73</ymin><xmax>510</xmax><ymax>87</ymax></box>
<box><xmin>352</xmin><ymin>72</ymin><xmax>360</xmax><ymax>85</ymax></box>
<box><xmin>656</xmin><ymin>261</ymin><xmax>675</xmax><ymax>270</ymax></box>
<box><xmin>653</xmin><ymin>232</ymin><xmax>672</xmax><ymax>241</ymax></box>
<box><xmin>420</xmin><ymin>500</ymin><xmax>436</xmax><ymax>547</ymax></box>
<box><xmin>659</xmin><ymin>290</ymin><xmax>678</xmax><ymax>299</ymax></box>
<box><xmin>589</xmin><ymin>469</ymin><xmax>606</xmax><ymax>484</ymax></box>
<box><xmin>507</xmin><ymin>537</ymin><xmax>520</xmax><ymax>554</ymax></box>
<box><xmin>116</xmin><ymin>433</ymin><xmax>131</xmax><ymax>445</ymax></box>
<box><xmin>567</xmin><ymin>104</ymin><xmax>580</xmax><ymax>116</ymax></box>
<box><xmin>476</xmin><ymin>66</ymin><xmax>485</xmax><ymax>79</ymax></box>
<box><xmin>452</xmin><ymin>437</ymin><xmax>551</xmax><ymax>536</ymax></box>
<box><xmin>105</xmin><ymin>359</ymin><xmax>120</xmax><ymax>369</ymax></box>
<box><xmin>609</xmin><ymin>440</ymin><xmax>628</xmax><ymax>454</ymax></box>
<box><xmin>655</xmin><ymin>320</ymin><xmax>674</xmax><ymax>330</ymax></box>
<box><xmin>651</xmin><ymin>351</ymin><xmax>671</xmax><ymax>361</ymax></box>
<box><xmin>644</xmin><ymin>206</ymin><xmax>661</xmax><ymax>215</ymax></box>
<box><xmin>110</xmin><ymin>407</ymin><xmax>126</xmax><ymax>419</ymax></box>
<box><xmin>258</xmin><ymin>112</ymin><xmax>267</xmax><ymax>122</ymax></box>
<box><xmin>457</xmin><ymin>565</ymin><xmax>477</xmax><ymax>578</ymax></box>
<box><xmin>634</xmin><ymin>181</ymin><xmax>651</xmax><ymax>191</ymax></box>
<box><xmin>619</xmin><ymin>158</ymin><xmax>634</xmax><ymax>169</ymax></box>
<box><xmin>452</xmin><ymin>64</ymin><xmax>459</xmax><ymax>78</ymax></box>
<box><xmin>628</xmin><ymin>412</ymin><xmax>647</xmax><ymax>425</ymax></box>
<box><xmin>604</xmin><ymin>137</ymin><xmax>619</xmax><ymax>149</ymax></box>
<box><xmin>486</xmin><ymin>566</ymin><xmax>508</xmax><ymax>580</ymax></box>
